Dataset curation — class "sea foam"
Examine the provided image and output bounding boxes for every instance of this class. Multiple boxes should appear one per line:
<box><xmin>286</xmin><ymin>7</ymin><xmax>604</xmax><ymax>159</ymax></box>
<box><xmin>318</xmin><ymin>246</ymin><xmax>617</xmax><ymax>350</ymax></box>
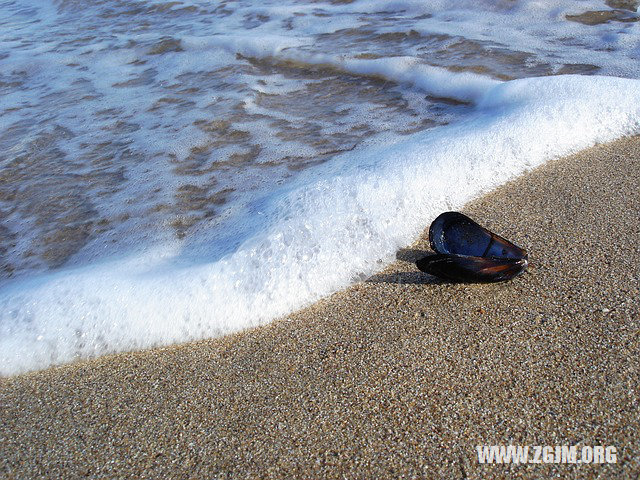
<box><xmin>2</xmin><ymin>70</ymin><xmax>639</xmax><ymax>375</ymax></box>
<box><xmin>2</xmin><ymin>0</ymin><xmax>640</xmax><ymax>375</ymax></box>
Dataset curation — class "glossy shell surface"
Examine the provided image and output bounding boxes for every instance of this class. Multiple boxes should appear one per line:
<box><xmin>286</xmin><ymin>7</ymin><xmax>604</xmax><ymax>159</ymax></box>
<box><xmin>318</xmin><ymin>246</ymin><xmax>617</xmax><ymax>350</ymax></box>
<box><xmin>417</xmin><ymin>212</ymin><xmax>529</xmax><ymax>283</ymax></box>
<box><xmin>429</xmin><ymin>211</ymin><xmax>528</xmax><ymax>260</ymax></box>
<box><xmin>416</xmin><ymin>254</ymin><xmax>528</xmax><ymax>283</ymax></box>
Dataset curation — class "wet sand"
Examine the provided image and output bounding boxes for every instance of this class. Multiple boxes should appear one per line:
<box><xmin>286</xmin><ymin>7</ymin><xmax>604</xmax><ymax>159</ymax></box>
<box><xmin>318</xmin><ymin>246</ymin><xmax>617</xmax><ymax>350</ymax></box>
<box><xmin>2</xmin><ymin>136</ymin><xmax>639</xmax><ymax>479</ymax></box>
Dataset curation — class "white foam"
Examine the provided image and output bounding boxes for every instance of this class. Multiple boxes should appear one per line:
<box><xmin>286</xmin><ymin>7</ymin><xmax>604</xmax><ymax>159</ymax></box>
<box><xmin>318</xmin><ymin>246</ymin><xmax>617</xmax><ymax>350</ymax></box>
<box><xmin>3</xmin><ymin>0</ymin><xmax>640</xmax><ymax>374</ymax></box>
<box><xmin>2</xmin><ymin>73</ymin><xmax>639</xmax><ymax>375</ymax></box>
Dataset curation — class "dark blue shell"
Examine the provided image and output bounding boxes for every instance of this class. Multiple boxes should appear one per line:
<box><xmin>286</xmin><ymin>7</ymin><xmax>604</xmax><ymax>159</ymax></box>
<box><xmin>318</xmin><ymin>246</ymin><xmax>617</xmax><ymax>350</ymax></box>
<box><xmin>416</xmin><ymin>212</ymin><xmax>529</xmax><ymax>283</ymax></box>
<box><xmin>429</xmin><ymin>211</ymin><xmax>527</xmax><ymax>260</ymax></box>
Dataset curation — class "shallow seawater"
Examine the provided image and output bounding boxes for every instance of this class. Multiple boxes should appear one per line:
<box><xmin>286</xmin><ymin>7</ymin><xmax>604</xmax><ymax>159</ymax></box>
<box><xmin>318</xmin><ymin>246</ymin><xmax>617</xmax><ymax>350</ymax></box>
<box><xmin>1</xmin><ymin>0</ymin><xmax>639</xmax><ymax>374</ymax></box>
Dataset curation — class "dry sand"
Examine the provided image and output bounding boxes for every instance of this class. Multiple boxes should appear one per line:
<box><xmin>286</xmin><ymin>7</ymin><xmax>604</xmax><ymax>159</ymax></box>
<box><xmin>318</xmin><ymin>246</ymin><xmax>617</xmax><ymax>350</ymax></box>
<box><xmin>1</xmin><ymin>136</ymin><xmax>639</xmax><ymax>479</ymax></box>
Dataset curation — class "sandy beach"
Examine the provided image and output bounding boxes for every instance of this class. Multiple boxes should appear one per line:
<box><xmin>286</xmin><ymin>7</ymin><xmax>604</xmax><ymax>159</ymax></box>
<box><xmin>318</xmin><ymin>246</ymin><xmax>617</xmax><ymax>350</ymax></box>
<box><xmin>1</xmin><ymin>136</ymin><xmax>639</xmax><ymax>479</ymax></box>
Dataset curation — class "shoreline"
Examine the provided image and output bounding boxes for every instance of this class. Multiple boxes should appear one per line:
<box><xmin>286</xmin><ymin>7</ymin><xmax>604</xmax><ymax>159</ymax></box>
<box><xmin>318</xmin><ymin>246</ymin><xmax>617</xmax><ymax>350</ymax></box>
<box><xmin>2</xmin><ymin>136</ymin><xmax>639</xmax><ymax>478</ymax></box>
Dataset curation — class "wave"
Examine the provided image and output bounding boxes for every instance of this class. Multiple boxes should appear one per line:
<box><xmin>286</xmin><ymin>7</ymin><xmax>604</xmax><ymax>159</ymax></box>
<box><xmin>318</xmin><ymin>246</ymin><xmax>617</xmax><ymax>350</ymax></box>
<box><xmin>2</xmin><ymin>70</ymin><xmax>639</xmax><ymax>375</ymax></box>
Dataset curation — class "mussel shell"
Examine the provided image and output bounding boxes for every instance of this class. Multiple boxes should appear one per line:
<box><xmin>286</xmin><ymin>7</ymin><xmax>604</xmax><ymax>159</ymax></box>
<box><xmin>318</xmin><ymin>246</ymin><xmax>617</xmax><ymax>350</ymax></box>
<box><xmin>429</xmin><ymin>212</ymin><xmax>527</xmax><ymax>260</ymax></box>
<box><xmin>416</xmin><ymin>254</ymin><xmax>528</xmax><ymax>283</ymax></box>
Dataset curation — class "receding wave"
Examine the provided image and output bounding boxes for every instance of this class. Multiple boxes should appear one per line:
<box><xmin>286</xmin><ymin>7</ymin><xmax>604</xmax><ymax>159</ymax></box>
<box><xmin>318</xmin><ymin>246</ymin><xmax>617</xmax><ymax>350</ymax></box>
<box><xmin>1</xmin><ymin>0</ymin><xmax>639</xmax><ymax>374</ymax></box>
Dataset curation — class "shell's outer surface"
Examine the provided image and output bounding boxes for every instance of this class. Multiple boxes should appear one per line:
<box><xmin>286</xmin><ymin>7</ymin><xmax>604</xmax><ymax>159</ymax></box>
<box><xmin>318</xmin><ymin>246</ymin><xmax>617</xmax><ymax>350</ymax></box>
<box><xmin>416</xmin><ymin>254</ymin><xmax>528</xmax><ymax>283</ymax></box>
<box><xmin>429</xmin><ymin>212</ymin><xmax>528</xmax><ymax>260</ymax></box>
<box><xmin>418</xmin><ymin>211</ymin><xmax>529</xmax><ymax>283</ymax></box>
